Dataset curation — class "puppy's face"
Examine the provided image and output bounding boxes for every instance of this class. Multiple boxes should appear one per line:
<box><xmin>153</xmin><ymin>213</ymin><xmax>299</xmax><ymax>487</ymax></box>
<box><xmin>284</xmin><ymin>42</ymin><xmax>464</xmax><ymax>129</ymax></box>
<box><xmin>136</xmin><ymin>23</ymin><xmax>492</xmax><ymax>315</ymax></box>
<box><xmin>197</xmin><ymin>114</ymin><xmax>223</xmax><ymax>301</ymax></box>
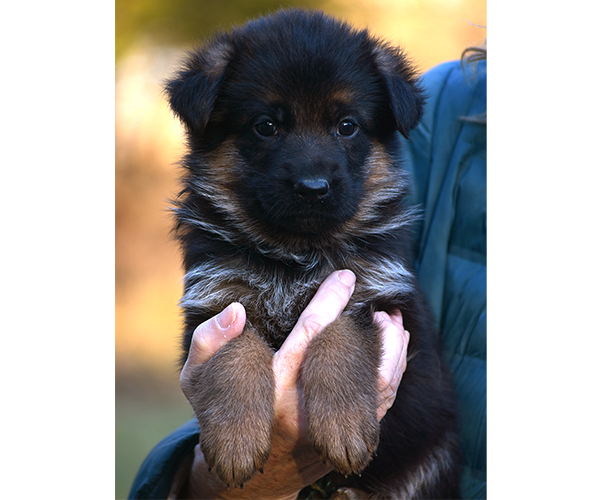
<box><xmin>167</xmin><ymin>10</ymin><xmax>424</xmax><ymax>251</ymax></box>
<box><xmin>210</xmin><ymin>58</ymin><xmax>391</xmax><ymax>238</ymax></box>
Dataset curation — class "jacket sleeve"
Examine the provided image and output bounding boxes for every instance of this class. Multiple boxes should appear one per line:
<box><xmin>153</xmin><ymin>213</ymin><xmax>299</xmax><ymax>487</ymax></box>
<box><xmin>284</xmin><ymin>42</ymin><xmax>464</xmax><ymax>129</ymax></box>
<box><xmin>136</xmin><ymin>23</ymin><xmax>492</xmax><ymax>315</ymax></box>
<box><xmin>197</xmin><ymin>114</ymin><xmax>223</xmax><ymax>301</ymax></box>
<box><xmin>128</xmin><ymin>419</ymin><xmax>200</xmax><ymax>499</ymax></box>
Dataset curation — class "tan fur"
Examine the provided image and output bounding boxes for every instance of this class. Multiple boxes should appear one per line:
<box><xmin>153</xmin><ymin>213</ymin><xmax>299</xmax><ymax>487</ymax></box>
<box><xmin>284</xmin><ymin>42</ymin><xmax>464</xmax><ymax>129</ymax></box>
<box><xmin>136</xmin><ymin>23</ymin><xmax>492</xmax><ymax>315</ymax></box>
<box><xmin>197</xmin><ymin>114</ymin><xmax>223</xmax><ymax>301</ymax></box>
<box><xmin>302</xmin><ymin>314</ymin><xmax>381</xmax><ymax>475</ymax></box>
<box><xmin>183</xmin><ymin>326</ymin><xmax>275</xmax><ymax>486</ymax></box>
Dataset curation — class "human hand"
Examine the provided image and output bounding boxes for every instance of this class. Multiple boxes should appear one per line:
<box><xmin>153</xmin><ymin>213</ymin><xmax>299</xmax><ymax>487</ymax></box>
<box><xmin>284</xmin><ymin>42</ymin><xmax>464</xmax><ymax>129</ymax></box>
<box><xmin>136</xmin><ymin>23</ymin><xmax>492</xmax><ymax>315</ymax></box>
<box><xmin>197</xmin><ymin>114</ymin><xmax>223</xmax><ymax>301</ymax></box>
<box><xmin>176</xmin><ymin>270</ymin><xmax>409</xmax><ymax>500</ymax></box>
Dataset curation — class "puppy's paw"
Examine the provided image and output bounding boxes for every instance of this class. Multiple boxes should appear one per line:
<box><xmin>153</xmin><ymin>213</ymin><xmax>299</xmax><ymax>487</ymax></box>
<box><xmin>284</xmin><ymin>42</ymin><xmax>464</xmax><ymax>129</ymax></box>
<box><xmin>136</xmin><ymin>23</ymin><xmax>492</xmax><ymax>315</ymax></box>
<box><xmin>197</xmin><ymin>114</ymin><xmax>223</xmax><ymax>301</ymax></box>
<box><xmin>308</xmin><ymin>401</ymin><xmax>379</xmax><ymax>476</ymax></box>
<box><xmin>186</xmin><ymin>329</ymin><xmax>275</xmax><ymax>487</ymax></box>
<box><xmin>200</xmin><ymin>406</ymin><xmax>273</xmax><ymax>487</ymax></box>
<box><xmin>302</xmin><ymin>315</ymin><xmax>382</xmax><ymax>476</ymax></box>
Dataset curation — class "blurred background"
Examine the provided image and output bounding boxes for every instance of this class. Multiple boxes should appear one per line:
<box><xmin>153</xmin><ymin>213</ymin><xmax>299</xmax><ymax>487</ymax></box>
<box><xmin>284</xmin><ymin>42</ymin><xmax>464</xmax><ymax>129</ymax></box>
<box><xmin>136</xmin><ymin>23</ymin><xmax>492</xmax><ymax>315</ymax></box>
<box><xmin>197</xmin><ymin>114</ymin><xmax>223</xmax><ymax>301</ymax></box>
<box><xmin>115</xmin><ymin>0</ymin><xmax>486</xmax><ymax>497</ymax></box>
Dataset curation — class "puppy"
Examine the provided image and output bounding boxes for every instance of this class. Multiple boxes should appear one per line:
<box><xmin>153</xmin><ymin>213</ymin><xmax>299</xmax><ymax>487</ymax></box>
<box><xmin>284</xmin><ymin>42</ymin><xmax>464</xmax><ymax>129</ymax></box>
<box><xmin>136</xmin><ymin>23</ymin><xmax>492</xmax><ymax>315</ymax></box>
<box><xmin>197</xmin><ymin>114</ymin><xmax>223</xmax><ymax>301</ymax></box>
<box><xmin>166</xmin><ymin>9</ymin><xmax>460</xmax><ymax>498</ymax></box>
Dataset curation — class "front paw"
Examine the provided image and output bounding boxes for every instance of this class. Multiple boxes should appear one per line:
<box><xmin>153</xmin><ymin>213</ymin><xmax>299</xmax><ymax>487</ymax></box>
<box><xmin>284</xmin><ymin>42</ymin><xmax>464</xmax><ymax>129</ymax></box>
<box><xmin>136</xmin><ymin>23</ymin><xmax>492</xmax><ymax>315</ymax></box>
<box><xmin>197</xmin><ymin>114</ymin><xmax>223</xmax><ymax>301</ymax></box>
<box><xmin>307</xmin><ymin>397</ymin><xmax>380</xmax><ymax>476</ymax></box>
<box><xmin>301</xmin><ymin>315</ymin><xmax>382</xmax><ymax>476</ymax></box>
<box><xmin>200</xmin><ymin>405</ymin><xmax>273</xmax><ymax>487</ymax></box>
<box><xmin>186</xmin><ymin>329</ymin><xmax>275</xmax><ymax>487</ymax></box>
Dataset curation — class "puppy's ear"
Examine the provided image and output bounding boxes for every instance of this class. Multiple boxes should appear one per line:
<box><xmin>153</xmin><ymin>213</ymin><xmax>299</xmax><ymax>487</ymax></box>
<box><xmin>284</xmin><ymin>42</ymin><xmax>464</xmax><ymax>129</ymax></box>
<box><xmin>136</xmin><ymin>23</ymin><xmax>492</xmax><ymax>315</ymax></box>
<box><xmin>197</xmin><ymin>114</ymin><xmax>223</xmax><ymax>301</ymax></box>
<box><xmin>373</xmin><ymin>45</ymin><xmax>425</xmax><ymax>139</ymax></box>
<box><xmin>165</xmin><ymin>39</ymin><xmax>232</xmax><ymax>134</ymax></box>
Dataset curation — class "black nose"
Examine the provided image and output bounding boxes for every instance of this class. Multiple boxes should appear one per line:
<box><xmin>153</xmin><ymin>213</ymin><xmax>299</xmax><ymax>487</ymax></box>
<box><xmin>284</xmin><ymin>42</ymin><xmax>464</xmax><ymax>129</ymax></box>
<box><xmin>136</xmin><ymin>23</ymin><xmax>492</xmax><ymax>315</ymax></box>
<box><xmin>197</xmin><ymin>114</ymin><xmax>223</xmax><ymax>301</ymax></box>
<box><xmin>294</xmin><ymin>178</ymin><xmax>330</xmax><ymax>199</ymax></box>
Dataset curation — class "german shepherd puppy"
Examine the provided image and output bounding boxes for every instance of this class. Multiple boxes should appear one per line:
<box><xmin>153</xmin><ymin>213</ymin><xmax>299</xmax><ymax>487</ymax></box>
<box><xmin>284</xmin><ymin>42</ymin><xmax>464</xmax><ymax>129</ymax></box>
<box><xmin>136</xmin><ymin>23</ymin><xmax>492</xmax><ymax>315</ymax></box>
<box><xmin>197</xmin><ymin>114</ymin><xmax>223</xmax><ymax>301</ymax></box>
<box><xmin>166</xmin><ymin>9</ymin><xmax>460</xmax><ymax>498</ymax></box>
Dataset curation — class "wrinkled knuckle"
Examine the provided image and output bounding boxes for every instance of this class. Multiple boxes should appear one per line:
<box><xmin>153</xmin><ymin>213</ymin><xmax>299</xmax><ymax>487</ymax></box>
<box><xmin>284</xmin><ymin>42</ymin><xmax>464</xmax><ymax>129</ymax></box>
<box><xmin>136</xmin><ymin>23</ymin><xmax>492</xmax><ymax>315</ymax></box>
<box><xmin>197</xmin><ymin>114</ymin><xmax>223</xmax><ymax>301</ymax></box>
<box><xmin>327</xmin><ymin>286</ymin><xmax>350</xmax><ymax>309</ymax></box>
<box><xmin>190</xmin><ymin>331</ymin><xmax>209</xmax><ymax>354</ymax></box>
<box><xmin>374</xmin><ymin>311</ymin><xmax>392</xmax><ymax>329</ymax></box>
<box><xmin>301</xmin><ymin>313</ymin><xmax>325</xmax><ymax>337</ymax></box>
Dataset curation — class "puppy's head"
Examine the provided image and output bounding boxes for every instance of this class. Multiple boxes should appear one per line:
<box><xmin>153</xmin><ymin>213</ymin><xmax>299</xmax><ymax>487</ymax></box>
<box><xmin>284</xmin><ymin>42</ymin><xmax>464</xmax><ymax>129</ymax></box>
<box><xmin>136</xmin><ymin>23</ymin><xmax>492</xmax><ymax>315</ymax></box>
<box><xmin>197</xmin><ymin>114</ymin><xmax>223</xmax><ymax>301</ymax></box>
<box><xmin>167</xmin><ymin>10</ymin><xmax>424</xmax><ymax>253</ymax></box>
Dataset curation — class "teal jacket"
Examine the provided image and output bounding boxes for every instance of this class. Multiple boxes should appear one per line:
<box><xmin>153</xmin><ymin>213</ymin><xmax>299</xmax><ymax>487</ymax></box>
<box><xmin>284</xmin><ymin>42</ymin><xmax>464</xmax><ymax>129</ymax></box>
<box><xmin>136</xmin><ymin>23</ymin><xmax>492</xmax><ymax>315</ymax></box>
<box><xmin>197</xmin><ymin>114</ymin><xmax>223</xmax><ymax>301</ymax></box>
<box><xmin>129</xmin><ymin>58</ymin><xmax>487</xmax><ymax>499</ymax></box>
<box><xmin>404</xmin><ymin>58</ymin><xmax>487</xmax><ymax>498</ymax></box>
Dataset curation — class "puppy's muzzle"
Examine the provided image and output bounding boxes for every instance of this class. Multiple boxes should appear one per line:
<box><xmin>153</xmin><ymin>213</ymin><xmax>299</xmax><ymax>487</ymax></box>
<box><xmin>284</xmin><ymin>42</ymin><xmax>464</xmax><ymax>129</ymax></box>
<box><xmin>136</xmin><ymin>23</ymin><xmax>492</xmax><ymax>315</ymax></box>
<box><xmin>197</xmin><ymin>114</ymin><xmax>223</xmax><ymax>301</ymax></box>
<box><xmin>294</xmin><ymin>178</ymin><xmax>330</xmax><ymax>200</ymax></box>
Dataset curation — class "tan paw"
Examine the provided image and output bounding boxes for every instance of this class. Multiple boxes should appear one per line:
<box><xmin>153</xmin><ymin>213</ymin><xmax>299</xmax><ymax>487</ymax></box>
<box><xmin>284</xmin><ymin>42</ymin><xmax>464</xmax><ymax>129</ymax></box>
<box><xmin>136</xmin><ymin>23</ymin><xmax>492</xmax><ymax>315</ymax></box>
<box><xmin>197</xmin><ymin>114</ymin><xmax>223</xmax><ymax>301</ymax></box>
<box><xmin>309</xmin><ymin>404</ymin><xmax>379</xmax><ymax>476</ymax></box>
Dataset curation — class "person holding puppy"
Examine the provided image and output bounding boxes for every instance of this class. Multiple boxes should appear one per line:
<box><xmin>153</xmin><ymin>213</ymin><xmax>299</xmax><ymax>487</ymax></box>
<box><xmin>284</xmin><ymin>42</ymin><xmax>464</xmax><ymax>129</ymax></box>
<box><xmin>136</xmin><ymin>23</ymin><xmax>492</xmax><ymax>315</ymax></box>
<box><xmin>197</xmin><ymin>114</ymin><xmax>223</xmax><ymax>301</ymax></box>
<box><xmin>174</xmin><ymin>271</ymin><xmax>409</xmax><ymax>499</ymax></box>
<box><xmin>129</xmin><ymin>25</ymin><xmax>486</xmax><ymax>500</ymax></box>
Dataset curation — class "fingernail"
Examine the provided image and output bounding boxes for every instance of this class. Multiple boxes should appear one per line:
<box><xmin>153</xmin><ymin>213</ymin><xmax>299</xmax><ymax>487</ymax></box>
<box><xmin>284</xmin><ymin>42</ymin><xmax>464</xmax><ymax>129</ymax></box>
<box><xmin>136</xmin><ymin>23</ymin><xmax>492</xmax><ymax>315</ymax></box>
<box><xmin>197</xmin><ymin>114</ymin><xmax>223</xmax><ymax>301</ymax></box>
<box><xmin>215</xmin><ymin>303</ymin><xmax>236</xmax><ymax>330</ymax></box>
<box><xmin>337</xmin><ymin>270</ymin><xmax>356</xmax><ymax>287</ymax></box>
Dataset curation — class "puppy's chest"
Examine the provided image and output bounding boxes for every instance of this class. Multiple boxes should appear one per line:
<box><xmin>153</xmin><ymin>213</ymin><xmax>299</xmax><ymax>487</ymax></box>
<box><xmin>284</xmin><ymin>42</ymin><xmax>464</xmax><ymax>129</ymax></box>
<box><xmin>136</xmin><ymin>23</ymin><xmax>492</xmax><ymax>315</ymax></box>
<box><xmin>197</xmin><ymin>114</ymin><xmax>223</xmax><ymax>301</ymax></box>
<box><xmin>182</xmin><ymin>256</ymin><xmax>415</xmax><ymax>348</ymax></box>
<box><xmin>182</xmin><ymin>261</ymin><xmax>326</xmax><ymax>346</ymax></box>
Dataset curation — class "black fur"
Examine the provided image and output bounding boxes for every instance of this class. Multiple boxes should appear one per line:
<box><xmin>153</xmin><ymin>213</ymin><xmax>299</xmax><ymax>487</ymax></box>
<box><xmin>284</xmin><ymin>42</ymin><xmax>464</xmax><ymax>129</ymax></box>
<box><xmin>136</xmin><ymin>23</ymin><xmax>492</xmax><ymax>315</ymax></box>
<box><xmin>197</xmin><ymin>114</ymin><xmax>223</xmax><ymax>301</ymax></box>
<box><xmin>166</xmin><ymin>9</ymin><xmax>460</xmax><ymax>498</ymax></box>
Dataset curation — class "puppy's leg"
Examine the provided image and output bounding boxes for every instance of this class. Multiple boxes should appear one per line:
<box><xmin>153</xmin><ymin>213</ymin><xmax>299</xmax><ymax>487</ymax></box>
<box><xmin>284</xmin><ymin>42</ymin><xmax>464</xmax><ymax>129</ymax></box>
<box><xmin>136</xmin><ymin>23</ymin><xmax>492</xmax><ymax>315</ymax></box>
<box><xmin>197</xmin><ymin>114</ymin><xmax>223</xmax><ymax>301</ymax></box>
<box><xmin>302</xmin><ymin>314</ymin><xmax>381</xmax><ymax>477</ymax></box>
<box><xmin>184</xmin><ymin>326</ymin><xmax>275</xmax><ymax>488</ymax></box>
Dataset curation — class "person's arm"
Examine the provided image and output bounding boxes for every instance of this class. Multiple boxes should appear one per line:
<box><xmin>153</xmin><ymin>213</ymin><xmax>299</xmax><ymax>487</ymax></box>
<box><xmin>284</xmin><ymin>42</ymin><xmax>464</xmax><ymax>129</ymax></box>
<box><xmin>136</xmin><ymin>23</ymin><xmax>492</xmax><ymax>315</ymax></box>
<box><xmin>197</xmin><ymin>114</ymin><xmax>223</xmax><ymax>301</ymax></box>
<box><xmin>173</xmin><ymin>270</ymin><xmax>409</xmax><ymax>500</ymax></box>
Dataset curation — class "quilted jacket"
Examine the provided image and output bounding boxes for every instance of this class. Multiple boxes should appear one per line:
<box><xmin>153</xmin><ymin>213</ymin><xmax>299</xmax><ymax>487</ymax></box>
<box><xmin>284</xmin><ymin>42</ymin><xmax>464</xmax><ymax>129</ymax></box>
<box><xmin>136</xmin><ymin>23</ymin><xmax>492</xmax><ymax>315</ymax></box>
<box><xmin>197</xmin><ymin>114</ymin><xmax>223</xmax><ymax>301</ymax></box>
<box><xmin>404</xmin><ymin>58</ymin><xmax>487</xmax><ymax>499</ymax></box>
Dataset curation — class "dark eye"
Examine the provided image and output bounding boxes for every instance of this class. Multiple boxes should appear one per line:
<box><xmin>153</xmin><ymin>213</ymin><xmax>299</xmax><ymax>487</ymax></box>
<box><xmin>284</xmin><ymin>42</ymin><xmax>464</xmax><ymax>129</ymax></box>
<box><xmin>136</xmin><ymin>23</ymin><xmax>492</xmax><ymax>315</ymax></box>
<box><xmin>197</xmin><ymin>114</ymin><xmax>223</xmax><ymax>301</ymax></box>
<box><xmin>337</xmin><ymin>120</ymin><xmax>358</xmax><ymax>137</ymax></box>
<box><xmin>255</xmin><ymin>120</ymin><xmax>278</xmax><ymax>137</ymax></box>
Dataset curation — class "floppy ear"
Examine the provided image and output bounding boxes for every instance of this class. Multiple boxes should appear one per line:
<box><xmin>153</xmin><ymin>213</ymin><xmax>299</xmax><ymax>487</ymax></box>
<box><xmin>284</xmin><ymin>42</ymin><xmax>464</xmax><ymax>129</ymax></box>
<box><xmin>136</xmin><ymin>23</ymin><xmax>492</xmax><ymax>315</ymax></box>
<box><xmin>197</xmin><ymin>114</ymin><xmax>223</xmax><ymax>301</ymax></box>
<box><xmin>164</xmin><ymin>38</ymin><xmax>232</xmax><ymax>135</ymax></box>
<box><xmin>372</xmin><ymin>45</ymin><xmax>425</xmax><ymax>139</ymax></box>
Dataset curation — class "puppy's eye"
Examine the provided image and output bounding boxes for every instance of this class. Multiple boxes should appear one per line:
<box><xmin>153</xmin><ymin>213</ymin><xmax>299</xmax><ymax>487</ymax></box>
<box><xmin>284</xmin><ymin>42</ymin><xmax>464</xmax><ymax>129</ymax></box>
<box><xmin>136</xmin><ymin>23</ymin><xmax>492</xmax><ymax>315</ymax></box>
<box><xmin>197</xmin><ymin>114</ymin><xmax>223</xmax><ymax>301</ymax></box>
<box><xmin>337</xmin><ymin>120</ymin><xmax>358</xmax><ymax>137</ymax></box>
<box><xmin>255</xmin><ymin>121</ymin><xmax>278</xmax><ymax>137</ymax></box>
